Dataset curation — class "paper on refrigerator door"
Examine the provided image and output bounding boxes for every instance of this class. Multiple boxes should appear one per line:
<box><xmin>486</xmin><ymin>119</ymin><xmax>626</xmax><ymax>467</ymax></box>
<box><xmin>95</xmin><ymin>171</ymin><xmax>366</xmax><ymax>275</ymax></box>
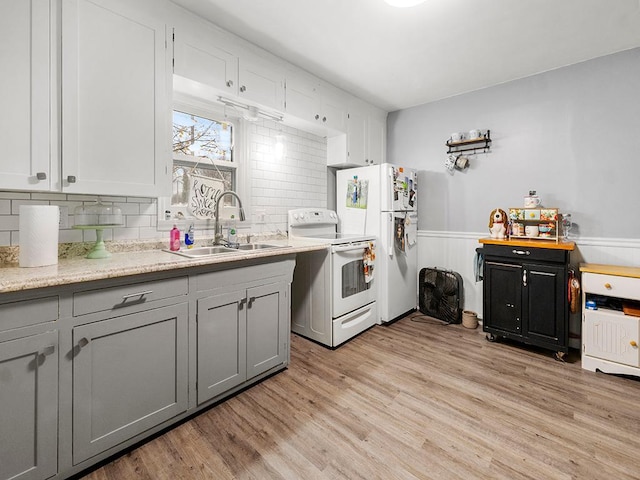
<box><xmin>394</xmin><ymin>216</ymin><xmax>405</xmax><ymax>252</ymax></box>
<box><xmin>345</xmin><ymin>178</ymin><xmax>368</xmax><ymax>209</ymax></box>
<box><xmin>406</xmin><ymin>215</ymin><xmax>417</xmax><ymax>246</ymax></box>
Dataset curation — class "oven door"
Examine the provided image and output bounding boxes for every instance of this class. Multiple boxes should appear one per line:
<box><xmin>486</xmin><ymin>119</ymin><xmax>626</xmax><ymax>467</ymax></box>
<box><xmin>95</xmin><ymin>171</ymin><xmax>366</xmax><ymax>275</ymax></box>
<box><xmin>331</xmin><ymin>241</ymin><xmax>376</xmax><ymax>318</ymax></box>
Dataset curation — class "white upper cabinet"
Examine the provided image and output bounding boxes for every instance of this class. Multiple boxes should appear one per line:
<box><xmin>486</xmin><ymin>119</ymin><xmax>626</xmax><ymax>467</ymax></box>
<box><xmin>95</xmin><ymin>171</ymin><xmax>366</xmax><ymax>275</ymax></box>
<box><xmin>285</xmin><ymin>69</ymin><xmax>348</xmax><ymax>135</ymax></box>
<box><xmin>320</xmin><ymin>83</ymin><xmax>349</xmax><ymax>134</ymax></box>
<box><xmin>0</xmin><ymin>0</ymin><xmax>52</xmax><ymax>191</ymax></box>
<box><xmin>367</xmin><ymin>106</ymin><xmax>387</xmax><ymax>166</ymax></box>
<box><xmin>62</xmin><ymin>0</ymin><xmax>171</xmax><ymax>197</ymax></box>
<box><xmin>173</xmin><ymin>22</ymin><xmax>238</xmax><ymax>96</ymax></box>
<box><xmin>238</xmin><ymin>51</ymin><xmax>285</xmax><ymax>112</ymax></box>
<box><xmin>327</xmin><ymin>99</ymin><xmax>387</xmax><ymax>168</ymax></box>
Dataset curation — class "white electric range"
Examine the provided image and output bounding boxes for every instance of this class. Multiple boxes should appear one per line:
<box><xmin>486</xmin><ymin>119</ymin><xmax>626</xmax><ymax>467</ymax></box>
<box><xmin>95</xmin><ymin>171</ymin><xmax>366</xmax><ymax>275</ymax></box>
<box><xmin>289</xmin><ymin>208</ymin><xmax>377</xmax><ymax>347</ymax></box>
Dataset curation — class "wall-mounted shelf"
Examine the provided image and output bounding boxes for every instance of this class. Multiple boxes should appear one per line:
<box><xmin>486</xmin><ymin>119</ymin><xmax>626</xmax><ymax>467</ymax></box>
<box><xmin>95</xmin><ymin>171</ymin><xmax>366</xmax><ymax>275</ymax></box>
<box><xmin>446</xmin><ymin>130</ymin><xmax>491</xmax><ymax>154</ymax></box>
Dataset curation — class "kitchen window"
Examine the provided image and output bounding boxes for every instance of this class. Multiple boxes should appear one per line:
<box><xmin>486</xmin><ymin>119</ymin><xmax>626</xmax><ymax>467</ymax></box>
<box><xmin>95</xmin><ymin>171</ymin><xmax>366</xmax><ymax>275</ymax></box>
<box><xmin>158</xmin><ymin>98</ymin><xmax>247</xmax><ymax>230</ymax></box>
<box><xmin>171</xmin><ymin>110</ymin><xmax>235</xmax><ymax>207</ymax></box>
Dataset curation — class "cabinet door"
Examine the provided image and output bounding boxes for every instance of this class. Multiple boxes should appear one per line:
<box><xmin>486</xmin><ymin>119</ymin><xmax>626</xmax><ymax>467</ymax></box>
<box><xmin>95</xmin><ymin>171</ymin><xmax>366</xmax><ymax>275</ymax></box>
<box><xmin>238</xmin><ymin>53</ymin><xmax>285</xmax><ymax>111</ymax></box>
<box><xmin>197</xmin><ymin>291</ymin><xmax>247</xmax><ymax>405</ymax></box>
<box><xmin>62</xmin><ymin>0</ymin><xmax>171</xmax><ymax>197</ymax></box>
<box><xmin>246</xmin><ymin>282</ymin><xmax>288</xmax><ymax>379</ymax></box>
<box><xmin>0</xmin><ymin>331</ymin><xmax>57</xmax><ymax>480</ymax></box>
<box><xmin>285</xmin><ymin>69</ymin><xmax>319</xmax><ymax>124</ymax></box>
<box><xmin>319</xmin><ymin>83</ymin><xmax>348</xmax><ymax>133</ymax></box>
<box><xmin>367</xmin><ymin>111</ymin><xmax>386</xmax><ymax>165</ymax></box>
<box><xmin>72</xmin><ymin>303</ymin><xmax>188</xmax><ymax>464</ymax></box>
<box><xmin>584</xmin><ymin>309</ymin><xmax>640</xmax><ymax>367</ymax></box>
<box><xmin>173</xmin><ymin>25</ymin><xmax>238</xmax><ymax>95</ymax></box>
<box><xmin>346</xmin><ymin>106</ymin><xmax>367</xmax><ymax>166</ymax></box>
<box><xmin>484</xmin><ymin>261</ymin><xmax>522</xmax><ymax>335</ymax></box>
<box><xmin>523</xmin><ymin>263</ymin><xmax>566</xmax><ymax>346</ymax></box>
<box><xmin>0</xmin><ymin>0</ymin><xmax>51</xmax><ymax>191</ymax></box>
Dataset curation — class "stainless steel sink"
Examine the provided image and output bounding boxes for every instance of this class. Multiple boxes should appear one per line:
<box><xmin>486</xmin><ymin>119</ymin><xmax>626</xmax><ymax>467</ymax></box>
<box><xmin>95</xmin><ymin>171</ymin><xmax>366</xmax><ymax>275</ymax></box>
<box><xmin>166</xmin><ymin>246</ymin><xmax>237</xmax><ymax>258</ymax></box>
<box><xmin>235</xmin><ymin>243</ymin><xmax>282</xmax><ymax>251</ymax></box>
<box><xmin>165</xmin><ymin>243</ymin><xmax>286</xmax><ymax>258</ymax></box>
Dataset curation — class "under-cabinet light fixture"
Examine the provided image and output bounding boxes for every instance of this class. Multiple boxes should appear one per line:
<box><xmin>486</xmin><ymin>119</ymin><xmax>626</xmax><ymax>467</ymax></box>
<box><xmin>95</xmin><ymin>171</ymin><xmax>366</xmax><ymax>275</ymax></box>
<box><xmin>217</xmin><ymin>96</ymin><xmax>283</xmax><ymax>123</ymax></box>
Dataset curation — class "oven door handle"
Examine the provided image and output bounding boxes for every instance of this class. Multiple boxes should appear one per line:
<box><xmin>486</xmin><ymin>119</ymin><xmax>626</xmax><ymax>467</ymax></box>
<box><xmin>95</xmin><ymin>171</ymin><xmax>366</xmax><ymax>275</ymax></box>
<box><xmin>331</xmin><ymin>243</ymin><xmax>371</xmax><ymax>253</ymax></box>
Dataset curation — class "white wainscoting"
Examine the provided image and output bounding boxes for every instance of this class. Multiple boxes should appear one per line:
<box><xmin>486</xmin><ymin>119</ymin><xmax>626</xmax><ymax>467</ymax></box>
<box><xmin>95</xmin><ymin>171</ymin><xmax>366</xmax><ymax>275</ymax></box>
<box><xmin>417</xmin><ymin>231</ymin><xmax>640</xmax><ymax>349</ymax></box>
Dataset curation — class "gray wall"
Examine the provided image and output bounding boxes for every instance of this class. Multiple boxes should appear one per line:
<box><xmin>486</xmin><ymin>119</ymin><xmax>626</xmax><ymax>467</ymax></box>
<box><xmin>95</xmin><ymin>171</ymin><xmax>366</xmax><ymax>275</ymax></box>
<box><xmin>388</xmin><ymin>47</ymin><xmax>640</xmax><ymax>239</ymax></box>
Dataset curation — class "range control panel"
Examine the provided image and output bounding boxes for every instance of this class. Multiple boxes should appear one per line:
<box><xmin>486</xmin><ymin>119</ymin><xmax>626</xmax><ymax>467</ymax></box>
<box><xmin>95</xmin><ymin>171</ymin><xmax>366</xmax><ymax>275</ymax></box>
<box><xmin>288</xmin><ymin>208</ymin><xmax>338</xmax><ymax>227</ymax></box>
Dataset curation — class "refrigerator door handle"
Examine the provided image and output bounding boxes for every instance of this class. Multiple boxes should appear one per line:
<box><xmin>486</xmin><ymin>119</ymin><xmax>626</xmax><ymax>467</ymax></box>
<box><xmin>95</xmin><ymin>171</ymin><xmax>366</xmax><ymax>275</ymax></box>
<box><xmin>387</xmin><ymin>165</ymin><xmax>394</xmax><ymax>212</ymax></box>
<box><xmin>387</xmin><ymin>212</ymin><xmax>394</xmax><ymax>257</ymax></box>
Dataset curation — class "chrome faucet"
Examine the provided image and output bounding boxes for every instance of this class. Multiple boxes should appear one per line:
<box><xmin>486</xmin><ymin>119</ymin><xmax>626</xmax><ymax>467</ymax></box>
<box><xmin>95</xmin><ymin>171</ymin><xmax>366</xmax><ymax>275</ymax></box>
<box><xmin>213</xmin><ymin>191</ymin><xmax>246</xmax><ymax>245</ymax></box>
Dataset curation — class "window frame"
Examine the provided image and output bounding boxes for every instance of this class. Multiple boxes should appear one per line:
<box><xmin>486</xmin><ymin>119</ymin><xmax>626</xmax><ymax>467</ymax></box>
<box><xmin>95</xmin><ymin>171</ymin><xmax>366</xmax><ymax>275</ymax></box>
<box><xmin>158</xmin><ymin>93</ymin><xmax>250</xmax><ymax>232</ymax></box>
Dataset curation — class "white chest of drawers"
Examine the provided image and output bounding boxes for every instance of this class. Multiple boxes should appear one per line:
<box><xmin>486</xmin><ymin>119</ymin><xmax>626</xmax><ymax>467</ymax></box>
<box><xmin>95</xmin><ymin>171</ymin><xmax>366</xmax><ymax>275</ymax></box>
<box><xmin>581</xmin><ymin>264</ymin><xmax>640</xmax><ymax>376</ymax></box>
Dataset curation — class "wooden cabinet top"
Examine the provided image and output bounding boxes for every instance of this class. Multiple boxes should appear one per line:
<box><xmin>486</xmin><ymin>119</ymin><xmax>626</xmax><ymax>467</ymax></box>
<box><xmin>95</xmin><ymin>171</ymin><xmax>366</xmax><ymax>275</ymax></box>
<box><xmin>479</xmin><ymin>237</ymin><xmax>575</xmax><ymax>251</ymax></box>
<box><xmin>580</xmin><ymin>263</ymin><xmax>640</xmax><ymax>279</ymax></box>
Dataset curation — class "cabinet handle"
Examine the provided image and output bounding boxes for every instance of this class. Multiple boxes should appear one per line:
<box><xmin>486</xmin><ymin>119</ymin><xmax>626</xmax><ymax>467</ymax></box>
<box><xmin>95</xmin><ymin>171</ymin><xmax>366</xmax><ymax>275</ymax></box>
<box><xmin>36</xmin><ymin>172</ymin><xmax>47</xmax><ymax>180</ymax></box>
<box><xmin>248</xmin><ymin>296</ymin><xmax>256</xmax><ymax>307</ymax></box>
<box><xmin>78</xmin><ymin>337</ymin><xmax>90</xmax><ymax>348</ymax></box>
<box><xmin>631</xmin><ymin>340</ymin><xmax>638</xmax><ymax>348</ymax></box>
<box><xmin>226</xmin><ymin>80</ymin><xmax>233</xmax><ymax>87</ymax></box>
<box><xmin>523</xmin><ymin>270</ymin><xmax>527</xmax><ymax>287</ymax></box>
<box><xmin>67</xmin><ymin>175</ymin><xmax>77</xmax><ymax>184</ymax></box>
<box><xmin>40</xmin><ymin>345</ymin><xmax>55</xmax><ymax>356</ymax></box>
<box><xmin>322</xmin><ymin>116</ymin><xmax>327</xmax><ymax>122</ymax></box>
<box><xmin>240</xmin><ymin>85</ymin><xmax>246</xmax><ymax>93</ymax></box>
<box><xmin>604</xmin><ymin>283</ymin><xmax>612</xmax><ymax>289</ymax></box>
<box><xmin>315</xmin><ymin>114</ymin><xmax>320</xmax><ymax>120</ymax></box>
<box><xmin>239</xmin><ymin>298</ymin><xmax>247</xmax><ymax>309</ymax></box>
<box><xmin>122</xmin><ymin>290</ymin><xmax>153</xmax><ymax>300</ymax></box>
<box><xmin>512</xmin><ymin>249</ymin><xmax>531</xmax><ymax>256</ymax></box>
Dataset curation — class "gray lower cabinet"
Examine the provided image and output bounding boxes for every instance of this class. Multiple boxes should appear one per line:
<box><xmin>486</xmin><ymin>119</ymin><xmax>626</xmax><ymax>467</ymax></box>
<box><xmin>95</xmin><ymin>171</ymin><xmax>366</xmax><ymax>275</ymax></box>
<box><xmin>1</xmin><ymin>256</ymin><xmax>294</xmax><ymax>479</ymax></box>
<box><xmin>72</xmin><ymin>303</ymin><xmax>188</xmax><ymax>464</ymax></box>
<box><xmin>197</xmin><ymin>281</ymin><xmax>289</xmax><ymax>405</ymax></box>
<box><xmin>0</xmin><ymin>331</ymin><xmax>58</xmax><ymax>480</ymax></box>
<box><xmin>246</xmin><ymin>282</ymin><xmax>289</xmax><ymax>379</ymax></box>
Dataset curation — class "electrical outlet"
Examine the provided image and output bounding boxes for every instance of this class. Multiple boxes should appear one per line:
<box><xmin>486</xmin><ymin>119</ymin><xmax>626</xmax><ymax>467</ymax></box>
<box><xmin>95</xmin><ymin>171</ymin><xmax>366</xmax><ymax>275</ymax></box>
<box><xmin>58</xmin><ymin>206</ymin><xmax>69</xmax><ymax>229</ymax></box>
<box><xmin>256</xmin><ymin>209</ymin><xmax>267</xmax><ymax>224</ymax></box>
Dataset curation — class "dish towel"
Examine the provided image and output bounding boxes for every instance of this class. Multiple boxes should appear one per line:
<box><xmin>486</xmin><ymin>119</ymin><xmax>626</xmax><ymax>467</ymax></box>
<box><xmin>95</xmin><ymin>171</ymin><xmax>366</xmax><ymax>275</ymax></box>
<box><xmin>474</xmin><ymin>249</ymin><xmax>484</xmax><ymax>282</ymax></box>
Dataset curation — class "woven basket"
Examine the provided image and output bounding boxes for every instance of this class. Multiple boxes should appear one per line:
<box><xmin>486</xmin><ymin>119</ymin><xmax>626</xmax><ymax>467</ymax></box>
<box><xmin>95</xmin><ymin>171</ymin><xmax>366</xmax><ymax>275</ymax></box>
<box><xmin>462</xmin><ymin>310</ymin><xmax>478</xmax><ymax>329</ymax></box>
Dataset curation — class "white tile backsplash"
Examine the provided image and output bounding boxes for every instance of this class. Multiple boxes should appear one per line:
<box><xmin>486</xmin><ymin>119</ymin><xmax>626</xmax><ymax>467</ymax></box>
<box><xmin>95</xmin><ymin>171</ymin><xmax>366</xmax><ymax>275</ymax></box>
<box><xmin>0</xmin><ymin>118</ymin><xmax>327</xmax><ymax>246</ymax></box>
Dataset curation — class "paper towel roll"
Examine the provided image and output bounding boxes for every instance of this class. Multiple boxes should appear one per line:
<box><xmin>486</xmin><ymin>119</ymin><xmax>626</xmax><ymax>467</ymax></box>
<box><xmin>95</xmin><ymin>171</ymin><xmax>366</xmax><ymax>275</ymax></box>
<box><xmin>19</xmin><ymin>205</ymin><xmax>60</xmax><ymax>267</ymax></box>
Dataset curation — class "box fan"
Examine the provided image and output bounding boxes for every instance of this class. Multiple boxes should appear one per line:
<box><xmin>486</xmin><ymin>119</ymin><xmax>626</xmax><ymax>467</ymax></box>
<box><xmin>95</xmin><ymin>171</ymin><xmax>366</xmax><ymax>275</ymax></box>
<box><xmin>419</xmin><ymin>267</ymin><xmax>463</xmax><ymax>324</ymax></box>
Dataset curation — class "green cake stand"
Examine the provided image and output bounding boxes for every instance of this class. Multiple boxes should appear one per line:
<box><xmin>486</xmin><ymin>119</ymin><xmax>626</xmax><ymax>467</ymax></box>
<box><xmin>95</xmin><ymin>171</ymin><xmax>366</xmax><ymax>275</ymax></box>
<box><xmin>73</xmin><ymin>225</ymin><xmax>122</xmax><ymax>259</ymax></box>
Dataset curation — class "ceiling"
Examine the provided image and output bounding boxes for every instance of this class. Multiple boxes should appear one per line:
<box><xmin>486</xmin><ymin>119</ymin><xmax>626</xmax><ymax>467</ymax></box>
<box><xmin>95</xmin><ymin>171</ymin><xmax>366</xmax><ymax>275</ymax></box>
<box><xmin>171</xmin><ymin>0</ymin><xmax>640</xmax><ymax>112</ymax></box>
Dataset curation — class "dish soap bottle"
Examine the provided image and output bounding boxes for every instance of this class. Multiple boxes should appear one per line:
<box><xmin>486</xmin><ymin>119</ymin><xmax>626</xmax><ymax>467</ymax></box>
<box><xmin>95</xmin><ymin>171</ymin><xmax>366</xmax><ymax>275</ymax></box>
<box><xmin>184</xmin><ymin>223</ymin><xmax>195</xmax><ymax>249</ymax></box>
<box><xmin>227</xmin><ymin>215</ymin><xmax>237</xmax><ymax>247</ymax></box>
<box><xmin>170</xmin><ymin>225</ymin><xmax>181</xmax><ymax>251</ymax></box>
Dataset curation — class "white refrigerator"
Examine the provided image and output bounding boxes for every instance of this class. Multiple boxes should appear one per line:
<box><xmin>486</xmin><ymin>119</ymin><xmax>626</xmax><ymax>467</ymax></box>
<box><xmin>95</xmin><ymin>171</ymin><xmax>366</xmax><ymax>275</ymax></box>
<box><xmin>336</xmin><ymin>163</ymin><xmax>418</xmax><ymax>324</ymax></box>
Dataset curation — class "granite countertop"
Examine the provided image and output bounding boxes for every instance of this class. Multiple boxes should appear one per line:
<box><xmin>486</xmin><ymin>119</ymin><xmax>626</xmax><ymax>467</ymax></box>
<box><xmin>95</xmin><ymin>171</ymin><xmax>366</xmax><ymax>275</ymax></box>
<box><xmin>0</xmin><ymin>238</ymin><xmax>329</xmax><ymax>294</ymax></box>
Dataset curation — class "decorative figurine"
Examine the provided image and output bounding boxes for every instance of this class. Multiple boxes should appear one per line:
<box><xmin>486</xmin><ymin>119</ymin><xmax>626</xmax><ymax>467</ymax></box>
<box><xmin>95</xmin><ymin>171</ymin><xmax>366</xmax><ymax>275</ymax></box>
<box><xmin>488</xmin><ymin>208</ymin><xmax>508</xmax><ymax>239</ymax></box>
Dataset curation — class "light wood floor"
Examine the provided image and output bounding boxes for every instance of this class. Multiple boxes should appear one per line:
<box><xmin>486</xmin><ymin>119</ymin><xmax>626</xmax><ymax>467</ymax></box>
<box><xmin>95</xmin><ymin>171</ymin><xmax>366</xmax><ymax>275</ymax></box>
<box><xmin>82</xmin><ymin>313</ymin><xmax>640</xmax><ymax>480</ymax></box>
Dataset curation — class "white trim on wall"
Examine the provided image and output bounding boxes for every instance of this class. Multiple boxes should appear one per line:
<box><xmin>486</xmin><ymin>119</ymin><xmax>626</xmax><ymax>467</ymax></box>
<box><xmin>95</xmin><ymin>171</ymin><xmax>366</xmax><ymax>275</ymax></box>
<box><xmin>417</xmin><ymin>230</ymin><xmax>640</xmax><ymax>349</ymax></box>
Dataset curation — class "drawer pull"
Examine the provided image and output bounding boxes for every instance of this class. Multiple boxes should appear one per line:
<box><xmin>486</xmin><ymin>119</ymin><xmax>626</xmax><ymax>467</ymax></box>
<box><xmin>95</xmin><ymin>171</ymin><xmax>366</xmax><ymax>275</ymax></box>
<box><xmin>78</xmin><ymin>337</ymin><xmax>90</xmax><ymax>348</ymax></box>
<box><xmin>604</xmin><ymin>283</ymin><xmax>612</xmax><ymax>289</ymax></box>
<box><xmin>512</xmin><ymin>249</ymin><xmax>531</xmax><ymax>256</ymax></box>
<box><xmin>121</xmin><ymin>290</ymin><xmax>153</xmax><ymax>301</ymax></box>
<box><xmin>40</xmin><ymin>345</ymin><xmax>55</xmax><ymax>356</ymax></box>
<box><xmin>631</xmin><ymin>340</ymin><xmax>638</xmax><ymax>348</ymax></box>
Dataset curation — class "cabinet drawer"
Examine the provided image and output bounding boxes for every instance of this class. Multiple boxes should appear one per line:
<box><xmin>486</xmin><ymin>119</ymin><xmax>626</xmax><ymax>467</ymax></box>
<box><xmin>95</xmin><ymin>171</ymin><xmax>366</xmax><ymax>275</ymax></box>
<box><xmin>582</xmin><ymin>273</ymin><xmax>640</xmax><ymax>301</ymax></box>
<box><xmin>73</xmin><ymin>277</ymin><xmax>188</xmax><ymax>316</ymax></box>
<box><xmin>483</xmin><ymin>244</ymin><xmax>567</xmax><ymax>263</ymax></box>
<box><xmin>0</xmin><ymin>296</ymin><xmax>59</xmax><ymax>332</ymax></box>
<box><xmin>584</xmin><ymin>309</ymin><xmax>640</xmax><ymax>367</ymax></box>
